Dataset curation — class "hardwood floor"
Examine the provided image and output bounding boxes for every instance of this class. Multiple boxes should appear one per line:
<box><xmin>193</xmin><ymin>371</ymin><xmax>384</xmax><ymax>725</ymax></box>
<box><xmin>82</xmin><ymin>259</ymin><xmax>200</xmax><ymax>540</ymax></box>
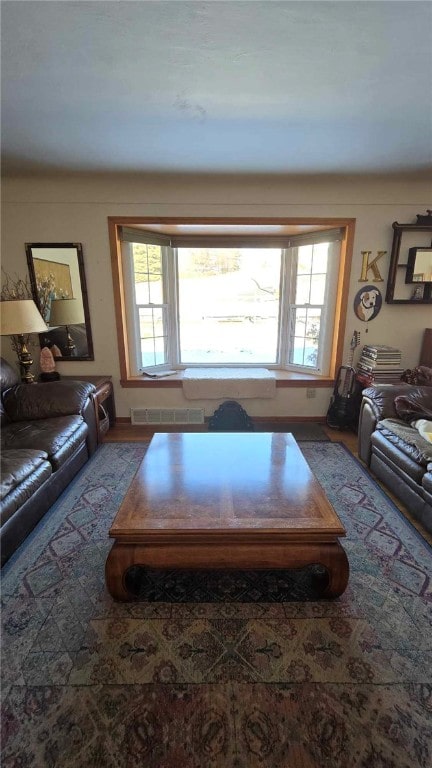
<box><xmin>103</xmin><ymin>422</ymin><xmax>432</xmax><ymax>546</ymax></box>
<box><xmin>104</xmin><ymin>421</ymin><xmax>361</xmax><ymax>455</ymax></box>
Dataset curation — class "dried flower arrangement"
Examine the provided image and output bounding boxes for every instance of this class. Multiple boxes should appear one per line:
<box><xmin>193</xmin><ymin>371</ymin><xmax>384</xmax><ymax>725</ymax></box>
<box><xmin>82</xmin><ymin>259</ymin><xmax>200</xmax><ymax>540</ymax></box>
<box><xmin>34</xmin><ymin>272</ymin><xmax>58</xmax><ymax>321</ymax></box>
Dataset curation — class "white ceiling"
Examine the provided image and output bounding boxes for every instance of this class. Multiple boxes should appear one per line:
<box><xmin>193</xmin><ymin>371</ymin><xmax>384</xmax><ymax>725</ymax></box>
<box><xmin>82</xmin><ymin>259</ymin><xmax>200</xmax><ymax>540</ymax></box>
<box><xmin>1</xmin><ymin>1</ymin><xmax>431</xmax><ymax>176</ymax></box>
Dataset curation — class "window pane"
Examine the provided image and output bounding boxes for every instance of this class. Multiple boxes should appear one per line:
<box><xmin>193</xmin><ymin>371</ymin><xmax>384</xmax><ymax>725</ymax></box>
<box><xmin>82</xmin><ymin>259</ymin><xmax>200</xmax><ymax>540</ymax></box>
<box><xmin>310</xmin><ymin>274</ymin><xmax>326</xmax><ymax>304</ymax></box>
<box><xmin>292</xmin><ymin>337</ymin><xmax>306</xmax><ymax>365</ymax></box>
<box><xmin>295</xmin><ymin>274</ymin><xmax>311</xmax><ymax>304</ymax></box>
<box><xmin>294</xmin><ymin>309</ymin><xmax>306</xmax><ymax>337</ymax></box>
<box><xmin>139</xmin><ymin>307</ymin><xmax>164</xmax><ymax>337</ymax></box>
<box><xmin>133</xmin><ymin>244</ymin><xmax>163</xmax><ymax>305</ymax></box>
<box><xmin>289</xmin><ymin>308</ymin><xmax>321</xmax><ymax>368</ymax></box>
<box><xmin>136</xmin><ymin>279</ymin><xmax>150</xmax><ymax>304</ymax></box>
<box><xmin>149</xmin><ymin>275</ymin><xmax>163</xmax><ymax>304</ymax></box>
<box><xmin>297</xmin><ymin>245</ymin><xmax>313</xmax><ymax>274</ymax></box>
<box><xmin>140</xmin><ymin>337</ymin><xmax>166</xmax><ymax>367</ymax></box>
<box><xmin>147</xmin><ymin>245</ymin><xmax>162</xmax><ymax>275</ymax></box>
<box><xmin>177</xmin><ymin>247</ymin><xmax>281</xmax><ymax>363</ymax></box>
<box><xmin>139</xmin><ymin>311</ymin><xmax>155</xmax><ymax>339</ymax></box>
<box><xmin>312</xmin><ymin>243</ymin><xmax>329</xmax><ymax>272</ymax></box>
<box><xmin>154</xmin><ymin>337</ymin><xmax>165</xmax><ymax>366</ymax></box>
<box><xmin>138</xmin><ymin>307</ymin><xmax>166</xmax><ymax>367</ymax></box>
<box><xmin>296</xmin><ymin>243</ymin><xmax>328</xmax><ymax>306</ymax></box>
<box><xmin>133</xmin><ymin>245</ymin><xmax>148</xmax><ymax>281</ymax></box>
<box><xmin>133</xmin><ymin>244</ymin><xmax>162</xmax><ymax>275</ymax></box>
<box><xmin>140</xmin><ymin>338</ymin><xmax>156</xmax><ymax>367</ymax></box>
<box><xmin>306</xmin><ymin>309</ymin><xmax>321</xmax><ymax>339</ymax></box>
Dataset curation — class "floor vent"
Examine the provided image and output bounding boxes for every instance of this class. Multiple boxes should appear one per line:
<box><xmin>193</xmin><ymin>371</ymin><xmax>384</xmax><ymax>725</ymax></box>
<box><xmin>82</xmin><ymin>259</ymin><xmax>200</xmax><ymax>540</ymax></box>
<box><xmin>130</xmin><ymin>407</ymin><xmax>205</xmax><ymax>425</ymax></box>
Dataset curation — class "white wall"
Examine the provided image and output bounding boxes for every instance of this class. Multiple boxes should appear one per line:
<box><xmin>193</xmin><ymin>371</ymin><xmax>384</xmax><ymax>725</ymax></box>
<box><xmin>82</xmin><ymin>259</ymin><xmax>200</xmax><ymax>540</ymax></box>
<box><xmin>2</xmin><ymin>172</ymin><xmax>431</xmax><ymax>418</ymax></box>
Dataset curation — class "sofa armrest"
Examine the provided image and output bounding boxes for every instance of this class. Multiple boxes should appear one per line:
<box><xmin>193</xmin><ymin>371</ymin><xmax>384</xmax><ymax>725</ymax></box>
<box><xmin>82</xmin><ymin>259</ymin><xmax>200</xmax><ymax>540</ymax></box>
<box><xmin>358</xmin><ymin>383</ymin><xmax>412</xmax><ymax>465</ymax></box>
<box><xmin>3</xmin><ymin>381</ymin><xmax>96</xmax><ymax>422</ymax></box>
<box><xmin>358</xmin><ymin>399</ymin><xmax>375</xmax><ymax>465</ymax></box>
<box><xmin>82</xmin><ymin>396</ymin><xmax>98</xmax><ymax>455</ymax></box>
<box><xmin>361</xmin><ymin>384</ymin><xmax>414</xmax><ymax>421</ymax></box>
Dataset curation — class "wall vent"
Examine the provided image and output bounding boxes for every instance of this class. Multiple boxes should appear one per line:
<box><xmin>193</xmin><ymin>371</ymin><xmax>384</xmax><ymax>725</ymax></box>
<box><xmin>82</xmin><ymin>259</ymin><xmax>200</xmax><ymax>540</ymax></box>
<box><xmin>130</xmin><ymin>407</ymin><xmax>205</xmax><ymax>425</ymax></box>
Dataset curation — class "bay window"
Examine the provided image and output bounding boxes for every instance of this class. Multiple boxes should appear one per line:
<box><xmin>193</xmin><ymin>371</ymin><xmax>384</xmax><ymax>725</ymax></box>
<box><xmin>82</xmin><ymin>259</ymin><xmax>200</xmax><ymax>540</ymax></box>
<box><xmin>118</xmin><ymin>224</ymin><xmax>343</xmax><ymax>376</ymax></box>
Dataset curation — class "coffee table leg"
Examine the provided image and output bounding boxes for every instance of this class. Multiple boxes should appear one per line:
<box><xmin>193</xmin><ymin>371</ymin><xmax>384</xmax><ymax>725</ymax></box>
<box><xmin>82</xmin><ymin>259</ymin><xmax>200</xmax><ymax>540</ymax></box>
<box><xmin>105</xmin><ymin>540</ymin><xmax>350</xmax><ymax>601</ymax></box>
<box><xmin>105</xmin><ymin>542</ymin><xmax>138</xmax><ymax>601</ymax></box>
<box><xmin>314</xmin><ymin>542</ymin><xmax>350</xmax><ymax>598</ymax></box>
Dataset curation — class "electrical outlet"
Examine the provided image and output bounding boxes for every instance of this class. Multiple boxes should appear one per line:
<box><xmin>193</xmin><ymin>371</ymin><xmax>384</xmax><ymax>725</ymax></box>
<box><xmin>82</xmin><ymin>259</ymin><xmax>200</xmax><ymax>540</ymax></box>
<box><xmin>306</xmin><ymin>388</ymin><xmax>316</xmax><ymax>399</ymax></box>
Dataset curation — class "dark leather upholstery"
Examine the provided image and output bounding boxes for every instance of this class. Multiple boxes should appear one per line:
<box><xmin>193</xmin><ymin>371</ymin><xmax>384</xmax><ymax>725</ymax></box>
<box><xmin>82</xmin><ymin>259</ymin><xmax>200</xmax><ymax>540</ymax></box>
<box><xmin>423</xmin><ymin>465</ymin><xmax>432</xmax><ymax>495</ymax></box>
<box><xmin>0</xmin><ymin>356</ymin><xmax>98</xmax><ymax>565</ymax></box>
<box><xmin>376</xmin><ymin>418</ymin><xmax>432</xmax><ymax>466</ymax></box>
<box><xmin>0</xmin><ymin>449</ymin><xmax>51</xmax><ymax>525</ymax></box>
<box><xmin>394</xmin><ymin>391</ymin><xmax>432</xmax><ymax>422</ymax></box>
<box><xmin>358</xmin><ymin>383</ymin><xmax>432</xmax><ymax>534</ymax></box>
<box><xmin>0</xmin><ymin>357</ymin><xmax>19</xmax><ymax>426</ymax></box>
<box><xmin>0</xmin><ymin>443</ymin><xmax>88</xmax><ymax>566</ymax></box>
<box><xmin>3</xmin><ymin>380</ymin><xmax>95</xmax><ymax>421</ymax></box>
<box><xmin>371</xmin><ymin>430</ymin><xmax>426</xmax><ymax>483</ymax></box>
<box><xmin>3</xmin><ymin>416</ymin><xmax>88</xmax><ymax>470</ymax></box>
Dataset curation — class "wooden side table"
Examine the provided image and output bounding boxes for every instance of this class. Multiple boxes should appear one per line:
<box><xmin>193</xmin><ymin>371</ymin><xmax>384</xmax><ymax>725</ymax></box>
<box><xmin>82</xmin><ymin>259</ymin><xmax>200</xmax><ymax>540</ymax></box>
<box><xmin>60</xmin><ymin>375</ymin><xmax>116</xmax><ymax>442</ymax></box>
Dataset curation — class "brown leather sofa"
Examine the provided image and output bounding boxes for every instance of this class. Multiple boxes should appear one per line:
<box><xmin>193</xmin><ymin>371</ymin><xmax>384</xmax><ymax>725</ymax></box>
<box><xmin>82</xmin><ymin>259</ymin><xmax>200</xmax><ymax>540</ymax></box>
<box><xmin>358</xmin><ymin>383</ymin><xmax>432</xmax><ymax>534</ymax></box>
<box><xmin>0</xmin><ymin>357</ymin><xmax>98</xmax><ymax>566</ymax></box>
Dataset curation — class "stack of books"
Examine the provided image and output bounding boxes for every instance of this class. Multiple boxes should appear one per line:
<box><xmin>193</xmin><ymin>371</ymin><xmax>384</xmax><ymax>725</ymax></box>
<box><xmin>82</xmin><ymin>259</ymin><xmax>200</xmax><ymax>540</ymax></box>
<box><xmin>356</xmin><ymin>344</ymin><xmax>404</xmax><ymax>385</ymax></box>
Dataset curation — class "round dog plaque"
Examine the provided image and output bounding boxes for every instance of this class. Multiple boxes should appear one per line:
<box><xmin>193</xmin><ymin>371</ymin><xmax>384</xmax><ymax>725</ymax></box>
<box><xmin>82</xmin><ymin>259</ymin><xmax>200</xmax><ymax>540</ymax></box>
<box><xmin>353</xmin><ymin>285</ymin><xmax>382</xmax><ymax>323</ymax></box>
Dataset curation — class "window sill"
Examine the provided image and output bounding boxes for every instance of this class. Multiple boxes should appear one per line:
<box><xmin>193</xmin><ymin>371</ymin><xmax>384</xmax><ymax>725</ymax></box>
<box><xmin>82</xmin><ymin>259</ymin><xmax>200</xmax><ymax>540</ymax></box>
<box><xmin>120</xmin><ymin>370</ymin><xmax>334</xmax><ymax>388</ymax></box>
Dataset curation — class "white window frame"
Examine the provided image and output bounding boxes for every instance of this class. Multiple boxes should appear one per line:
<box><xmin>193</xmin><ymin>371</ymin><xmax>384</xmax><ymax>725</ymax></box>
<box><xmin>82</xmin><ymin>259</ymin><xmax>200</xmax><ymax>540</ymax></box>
<box><xmin>282</xmin><ymin>240</ymin><xmax>340</xmax><ymax>374</ymax></box>
<box><xmin>120</xmin><ymin>227</ymin><xmax>342</xmax><ymax>376</ymax></box>
<box><xmin>121</xmin><ymin>233</ymin><xmax>172</xmax><ymax>373</ymax></box>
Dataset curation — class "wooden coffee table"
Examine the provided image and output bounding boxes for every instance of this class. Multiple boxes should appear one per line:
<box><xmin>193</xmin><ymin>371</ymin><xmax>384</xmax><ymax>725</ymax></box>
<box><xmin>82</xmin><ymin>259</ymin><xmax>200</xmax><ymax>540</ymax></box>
<box><xmin>105</xmin><ymin>432</ymin><xmax>349</xmax><ymax>601</ymax></box>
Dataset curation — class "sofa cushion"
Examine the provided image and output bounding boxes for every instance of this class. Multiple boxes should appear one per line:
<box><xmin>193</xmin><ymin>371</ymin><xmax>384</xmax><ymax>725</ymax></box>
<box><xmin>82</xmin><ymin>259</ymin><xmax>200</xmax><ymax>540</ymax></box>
<box><xmin>1</xmin><ymin>448</ymin><xmax>52</xmax><ymax>525</ymax></box>
<box><xmin>1</xmin><ymin>416</ymin><xmax>88</xmax><ymax>471</ymax></box>
<box><xmin>2</xmin><ymin>380</ymin><xmax>95</xmax><ymax>422</ymax></box>
<box><xmin>376</xmin><ymin>418</ymin><xmax>432</xmax><ymax>467</ymax></box>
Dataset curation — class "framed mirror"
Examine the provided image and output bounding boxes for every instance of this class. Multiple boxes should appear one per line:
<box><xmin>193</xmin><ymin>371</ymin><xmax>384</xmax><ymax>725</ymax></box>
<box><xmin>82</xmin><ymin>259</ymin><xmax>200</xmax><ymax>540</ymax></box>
<box><xmin>26</xmin><ymin>242</ymin><xmax>94</xmax><ymax>360</ymax></box>
<box><xmin>406</xmin><ymin>247</ymin><xmax>432</xmax><ymax>283</ymax></box>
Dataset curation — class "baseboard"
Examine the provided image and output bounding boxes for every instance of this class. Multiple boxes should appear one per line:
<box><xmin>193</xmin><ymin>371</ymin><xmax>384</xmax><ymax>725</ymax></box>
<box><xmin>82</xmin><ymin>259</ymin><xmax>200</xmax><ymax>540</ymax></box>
<box><xmin>115</xmin><ymin>415</ymin><xmax>326</xmax><ymax>425</ymax></box>
<box><xmin>251</xmin><ymin>416</ymin><xmax>327</xmax><ymax>424</ymax></box>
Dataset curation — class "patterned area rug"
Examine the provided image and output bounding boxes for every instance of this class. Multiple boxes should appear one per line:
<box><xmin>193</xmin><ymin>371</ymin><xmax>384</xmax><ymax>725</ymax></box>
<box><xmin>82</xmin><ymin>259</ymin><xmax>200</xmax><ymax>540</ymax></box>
<box><xmin>125</xmin><ymin>563</ymin><xmax>328</xmax><ymax>601</ymax></box>
<box><xmin>1</xmin><ymin>441</ymin><xmax>431</xmax><ymax>767</ymax></box>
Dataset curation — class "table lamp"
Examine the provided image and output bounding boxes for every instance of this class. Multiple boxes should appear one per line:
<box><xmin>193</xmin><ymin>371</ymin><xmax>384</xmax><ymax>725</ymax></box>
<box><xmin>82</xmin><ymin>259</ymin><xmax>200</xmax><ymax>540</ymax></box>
<box><xmin>0</xmin><ymin>299</ymin><xmax>48</xmax><ymax>382</ymax></box>
<box><xmin>49</xmin><ymin>298</ymin><xmax>85</xmax><ymax>356</ymax></box>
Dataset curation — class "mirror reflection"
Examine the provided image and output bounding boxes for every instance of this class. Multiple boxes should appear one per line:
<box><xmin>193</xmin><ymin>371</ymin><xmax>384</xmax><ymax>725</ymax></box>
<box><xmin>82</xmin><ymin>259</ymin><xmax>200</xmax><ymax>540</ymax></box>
<box><xmin>410</xmin><ymin>249</ymin><xmax>432</xmax><ymax>283</ymax></box>
<box><xmin>26</xmin><ymin>243</ymin><xmax>94</xmax><ymax>360</ymax></box>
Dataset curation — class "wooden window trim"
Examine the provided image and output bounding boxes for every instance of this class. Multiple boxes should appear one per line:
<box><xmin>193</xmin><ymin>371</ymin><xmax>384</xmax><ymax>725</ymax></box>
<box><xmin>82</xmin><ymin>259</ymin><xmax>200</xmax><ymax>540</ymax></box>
<box><xmin>108</xmin><ymin>216</ymin><xmax>355</xmax><ymax>386</ymax></box>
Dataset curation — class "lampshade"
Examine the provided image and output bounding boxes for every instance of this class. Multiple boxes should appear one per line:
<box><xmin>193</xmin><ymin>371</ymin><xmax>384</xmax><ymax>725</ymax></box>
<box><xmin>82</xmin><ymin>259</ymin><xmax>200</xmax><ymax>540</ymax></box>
<box><xmin>0</xmin><ymin>299</ymin><xmax>48</xmax><ymax>335</ymax></box>
<box><xmin>49</xmin><ymin>298</ymin><xmax>85</xmax><ymax>326</ymax></box>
